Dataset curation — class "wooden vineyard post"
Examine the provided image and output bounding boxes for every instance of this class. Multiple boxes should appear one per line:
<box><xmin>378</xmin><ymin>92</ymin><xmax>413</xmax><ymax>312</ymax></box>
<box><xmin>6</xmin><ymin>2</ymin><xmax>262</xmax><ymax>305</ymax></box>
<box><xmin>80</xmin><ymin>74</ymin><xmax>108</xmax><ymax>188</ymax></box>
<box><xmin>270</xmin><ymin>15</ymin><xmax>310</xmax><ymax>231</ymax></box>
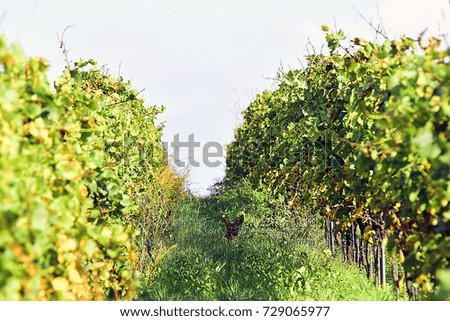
<box><xmin>325</xmin><ymin>217</ymin><xmax>335</xmax><ymax>255</ymax></box>
<box><xmin>343</xmin><ymin>230</ymin><xmax>351</xmax><ymax>264</ymax></box>
<box><xmin>392</xmin><ymin>258</ymin><xmax>400</xmax><ymax>300</ymax></box>
<box><xmin>374</xmin><ymin>243</ymin><xmax>380</xmax><ymax>287</ymax></box>
<box><xmin>358</xmin><ymin>238</ymin><xmax>365</xmax><ymax>270</ymax></box>
<box><xmin>365</xmin><ymin>243</ymin><xmax>373</xmax><ymax>280</ymax></box>
<box><xmin>353</xmin><ymin>223</ymin><xmax>359</xmax><ymax>265</ymax></box>
<box><xmin>377</xmin><ymin>219</ymin><xmax>386</xmax><ymax>289</ymax></box>
<box><xmin>325</xmin><ymin>217</ymin><xmax>330</xmax><ymax>251</ymax></box>
<box><xmin>380</xmin><ymin>242</ymin><xmax>386</xmax><ymax>288</ymax></box>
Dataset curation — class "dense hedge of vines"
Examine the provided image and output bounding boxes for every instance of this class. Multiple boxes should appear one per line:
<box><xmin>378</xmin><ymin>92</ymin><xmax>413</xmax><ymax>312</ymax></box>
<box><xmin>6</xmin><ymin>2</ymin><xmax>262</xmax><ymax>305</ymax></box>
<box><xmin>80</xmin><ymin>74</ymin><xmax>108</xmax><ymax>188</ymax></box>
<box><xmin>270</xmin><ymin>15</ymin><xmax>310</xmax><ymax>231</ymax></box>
<box><xmin>226</xmin><ymin>28</ymin><xmax>449</xmax><ymax>296</ymax></box>
<box><xmin>0</xmin><ymin>36</ymin><xmax>184</xmax><ymax>300</ymax></box>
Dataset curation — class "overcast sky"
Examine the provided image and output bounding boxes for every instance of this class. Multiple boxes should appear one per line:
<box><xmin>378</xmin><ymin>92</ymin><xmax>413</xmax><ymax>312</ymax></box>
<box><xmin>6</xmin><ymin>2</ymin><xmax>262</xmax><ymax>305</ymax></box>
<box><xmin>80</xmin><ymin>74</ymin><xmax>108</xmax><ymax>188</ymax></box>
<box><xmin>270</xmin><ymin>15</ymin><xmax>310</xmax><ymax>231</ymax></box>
<box><xmin>1</xmin><ymin>0</ymin><xmax>448</xmax><ymax>195</ymax></box>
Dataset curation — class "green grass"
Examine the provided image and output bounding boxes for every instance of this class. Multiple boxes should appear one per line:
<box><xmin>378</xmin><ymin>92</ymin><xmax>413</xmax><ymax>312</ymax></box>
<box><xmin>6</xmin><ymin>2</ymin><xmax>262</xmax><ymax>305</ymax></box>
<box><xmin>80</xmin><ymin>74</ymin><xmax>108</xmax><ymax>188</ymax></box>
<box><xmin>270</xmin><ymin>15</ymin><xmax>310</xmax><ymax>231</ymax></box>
<box><xmin>139</xmin><ymin>185</ymin><xmax>395</xmax><ymax>300</ymax></box>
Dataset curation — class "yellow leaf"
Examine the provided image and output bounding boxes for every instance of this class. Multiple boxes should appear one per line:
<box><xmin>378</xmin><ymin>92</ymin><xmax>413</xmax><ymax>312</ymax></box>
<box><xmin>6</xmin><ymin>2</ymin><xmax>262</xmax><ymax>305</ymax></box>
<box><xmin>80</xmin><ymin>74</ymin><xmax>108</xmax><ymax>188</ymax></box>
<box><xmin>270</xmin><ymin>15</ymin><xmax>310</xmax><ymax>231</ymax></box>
<box><xmin>52</xmin><ymin>277</ymin><xmax>69</xmax><ymax>292</ymax></box>
<box><xmin>93</xmin><ymin>262</ymin><xmax>105</xmax><ymax>269</ymax></box>
<box><xmin>60</xmin><ymin>238</ymin><xmax>77</xmax><ymax>252</ymax></box>
<box><xmin>68</xmin><ymin>265</ymin><xmax>83</xmax><ymax>284</ymax></box>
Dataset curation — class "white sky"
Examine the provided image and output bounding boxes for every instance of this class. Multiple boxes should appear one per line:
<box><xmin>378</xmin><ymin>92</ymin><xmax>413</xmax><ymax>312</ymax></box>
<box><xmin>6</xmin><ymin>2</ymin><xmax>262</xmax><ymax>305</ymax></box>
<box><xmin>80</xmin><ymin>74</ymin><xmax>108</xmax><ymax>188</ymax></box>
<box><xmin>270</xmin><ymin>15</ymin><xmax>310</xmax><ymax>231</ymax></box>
<box><xmin>1</xmin><ymin>0</ymin><xmax>448</xmax><ymax>195</ymax></box>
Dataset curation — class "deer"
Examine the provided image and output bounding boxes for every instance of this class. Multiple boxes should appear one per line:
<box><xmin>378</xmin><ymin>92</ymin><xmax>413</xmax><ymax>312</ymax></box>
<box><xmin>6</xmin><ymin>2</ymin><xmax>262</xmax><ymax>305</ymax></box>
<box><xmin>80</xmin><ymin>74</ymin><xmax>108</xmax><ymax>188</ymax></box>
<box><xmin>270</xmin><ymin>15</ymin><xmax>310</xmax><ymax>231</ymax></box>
<box><xmin>221</xmin><ymin>213</ymin><xmax>244</xmax><ymax>241</ymax></box>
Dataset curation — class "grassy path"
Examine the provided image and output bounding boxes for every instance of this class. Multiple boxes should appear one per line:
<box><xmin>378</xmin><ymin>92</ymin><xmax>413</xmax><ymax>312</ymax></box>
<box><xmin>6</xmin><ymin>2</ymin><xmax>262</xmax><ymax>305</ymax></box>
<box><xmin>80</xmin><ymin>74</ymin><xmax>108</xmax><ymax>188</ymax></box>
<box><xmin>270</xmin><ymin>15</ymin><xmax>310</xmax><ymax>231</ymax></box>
<box><xmin>141</xmin><ymin>189</ymin><xmax>394</xmax><ymax>300</ymax></box>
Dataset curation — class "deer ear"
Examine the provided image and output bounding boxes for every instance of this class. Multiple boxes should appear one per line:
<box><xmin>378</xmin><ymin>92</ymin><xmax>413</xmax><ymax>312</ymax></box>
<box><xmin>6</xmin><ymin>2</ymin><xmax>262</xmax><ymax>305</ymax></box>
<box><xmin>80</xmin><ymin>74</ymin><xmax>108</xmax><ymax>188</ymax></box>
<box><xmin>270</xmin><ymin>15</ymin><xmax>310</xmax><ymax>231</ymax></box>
<box><xmin>235</xmin><ymin>215</ymin><xmax>244</xmax><ymax>227</ymax></box>
<box><xmin>221</xmin><ymin>214</ymin><xmax>229</xmax><ymax>225</ymax></box>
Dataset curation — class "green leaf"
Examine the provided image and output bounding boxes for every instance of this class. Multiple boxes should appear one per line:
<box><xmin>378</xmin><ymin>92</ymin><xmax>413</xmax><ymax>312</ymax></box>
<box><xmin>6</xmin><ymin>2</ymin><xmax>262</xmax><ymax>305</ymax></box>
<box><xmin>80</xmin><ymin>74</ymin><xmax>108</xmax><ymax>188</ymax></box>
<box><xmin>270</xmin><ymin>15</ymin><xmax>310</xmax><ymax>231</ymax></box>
<box><xmin>413</xmin><ymin>127</ymin><xmax>441</xmax><ymax>159</ymax></box>
<box><xmin>83</xmin><ymin>239</ymin><xmax>98</xmax><ymax>257</ymax></box>
<box><xmin>30</xmin><ymin>203</ymin><xmax>48</xmax><ymax>231</ymax></box>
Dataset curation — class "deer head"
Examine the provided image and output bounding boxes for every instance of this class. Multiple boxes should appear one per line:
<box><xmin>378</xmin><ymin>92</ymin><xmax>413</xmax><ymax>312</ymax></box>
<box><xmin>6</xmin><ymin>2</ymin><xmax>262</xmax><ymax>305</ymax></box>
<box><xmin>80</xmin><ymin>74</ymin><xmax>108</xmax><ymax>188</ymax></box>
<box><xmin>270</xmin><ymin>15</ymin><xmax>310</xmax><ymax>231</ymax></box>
<box><xmin>221</xmin><ymin>214</ymin><xmax>244</xmax><ymax>240</ymax></box>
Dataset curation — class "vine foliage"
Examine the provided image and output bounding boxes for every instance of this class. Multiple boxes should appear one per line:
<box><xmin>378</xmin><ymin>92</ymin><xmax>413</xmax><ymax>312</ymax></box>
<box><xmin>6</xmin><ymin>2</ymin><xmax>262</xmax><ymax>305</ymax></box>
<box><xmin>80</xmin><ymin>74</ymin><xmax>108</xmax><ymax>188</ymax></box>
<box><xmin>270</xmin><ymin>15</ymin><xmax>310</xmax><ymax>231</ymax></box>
<box><xmin>0</xmin><ymin>36</ymin><xmax>183</xmax><ymax>299</ymax></box>
<box><xmin>226</xmin><ymin>28</ymin><xmax>449</xmax><ymax>296</ymax></box>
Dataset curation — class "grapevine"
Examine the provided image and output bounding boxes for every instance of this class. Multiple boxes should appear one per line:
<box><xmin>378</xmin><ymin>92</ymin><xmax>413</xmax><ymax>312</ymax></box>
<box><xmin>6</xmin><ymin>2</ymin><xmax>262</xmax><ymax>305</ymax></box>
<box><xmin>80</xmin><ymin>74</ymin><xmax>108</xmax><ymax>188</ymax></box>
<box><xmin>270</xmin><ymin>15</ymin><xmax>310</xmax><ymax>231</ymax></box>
<box><xmin>226</xmin><ymin>29</ymin><xmax>449</xmax><ymax>297</ymax></box>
